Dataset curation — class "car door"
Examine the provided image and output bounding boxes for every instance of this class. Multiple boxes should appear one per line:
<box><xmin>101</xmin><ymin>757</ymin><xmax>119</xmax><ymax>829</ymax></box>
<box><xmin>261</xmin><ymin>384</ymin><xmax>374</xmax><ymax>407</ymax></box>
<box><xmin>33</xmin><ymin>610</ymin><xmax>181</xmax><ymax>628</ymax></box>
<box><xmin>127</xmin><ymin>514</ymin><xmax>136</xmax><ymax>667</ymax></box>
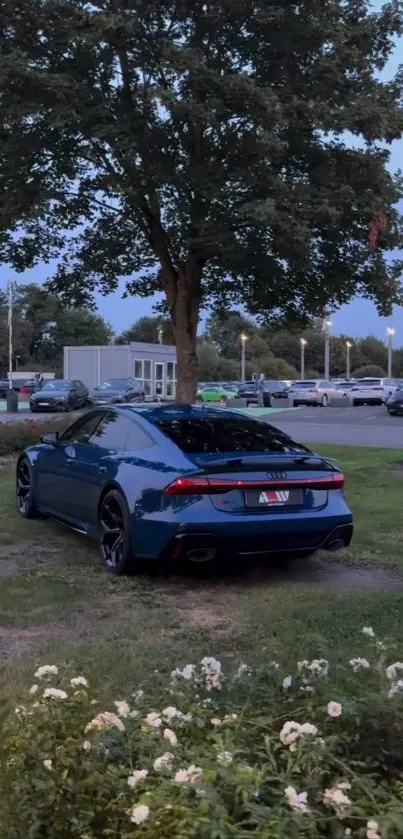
<box><xmin>35</xmin><ymin>411</ymin><xmax>107</xmax><ymax>517</ymax></box>
<box><xmin>62</xmin><ymin>411</ymin><xmax>135</xmax><ymax>527</ymax></box>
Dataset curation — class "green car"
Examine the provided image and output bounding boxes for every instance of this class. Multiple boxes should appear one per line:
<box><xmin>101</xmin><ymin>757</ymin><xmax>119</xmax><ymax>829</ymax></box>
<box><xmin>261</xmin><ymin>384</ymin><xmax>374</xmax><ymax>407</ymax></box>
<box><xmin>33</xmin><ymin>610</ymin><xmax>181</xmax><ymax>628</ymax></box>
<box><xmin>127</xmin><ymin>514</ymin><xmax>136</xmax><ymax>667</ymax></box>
<box><xmin>197</xmin><ymin>385</ymin><xmax>237</xmax><ymax>403</ymax></box>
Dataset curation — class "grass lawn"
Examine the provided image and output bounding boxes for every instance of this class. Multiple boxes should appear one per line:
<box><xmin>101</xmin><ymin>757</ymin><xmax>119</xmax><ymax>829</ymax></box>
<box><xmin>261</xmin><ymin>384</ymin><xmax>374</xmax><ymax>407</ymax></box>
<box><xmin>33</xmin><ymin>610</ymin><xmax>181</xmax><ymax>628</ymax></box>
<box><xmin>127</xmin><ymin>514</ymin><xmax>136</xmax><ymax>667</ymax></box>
<box><xmin>1</xmin><ymin>444</ymin><xmax>403</xmax><ymax>704</ymax></box>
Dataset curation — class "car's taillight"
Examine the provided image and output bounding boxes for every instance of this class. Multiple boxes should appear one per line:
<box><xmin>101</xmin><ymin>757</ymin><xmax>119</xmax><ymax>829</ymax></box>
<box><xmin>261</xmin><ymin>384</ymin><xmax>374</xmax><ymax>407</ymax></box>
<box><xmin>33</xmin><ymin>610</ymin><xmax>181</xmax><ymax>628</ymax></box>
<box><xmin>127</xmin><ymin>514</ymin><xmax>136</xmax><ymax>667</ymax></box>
<box><xmin>373</xmin><ymin>387</ymin><xmax>384</xmax><ymax>391</ymax></box>
<box><xmin>163</xmin><ymin>473</ymin><xmax>345</xmax><ymax>495</ymax></box>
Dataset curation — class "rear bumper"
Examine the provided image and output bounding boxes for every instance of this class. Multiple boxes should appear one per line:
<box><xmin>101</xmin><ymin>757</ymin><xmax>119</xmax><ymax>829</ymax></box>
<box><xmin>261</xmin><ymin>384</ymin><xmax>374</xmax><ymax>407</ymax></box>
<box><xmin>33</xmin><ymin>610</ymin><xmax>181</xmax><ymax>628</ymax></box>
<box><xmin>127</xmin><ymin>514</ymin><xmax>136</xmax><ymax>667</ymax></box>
<box><xmin>352</xmin><ymin>396</ymin><xmax>384</xmax><ymax>405</ymax></box>
<box><xmin>149</xmin><ymin>520</ymin><xmax>353</xmax><ymax>563</ymax></box>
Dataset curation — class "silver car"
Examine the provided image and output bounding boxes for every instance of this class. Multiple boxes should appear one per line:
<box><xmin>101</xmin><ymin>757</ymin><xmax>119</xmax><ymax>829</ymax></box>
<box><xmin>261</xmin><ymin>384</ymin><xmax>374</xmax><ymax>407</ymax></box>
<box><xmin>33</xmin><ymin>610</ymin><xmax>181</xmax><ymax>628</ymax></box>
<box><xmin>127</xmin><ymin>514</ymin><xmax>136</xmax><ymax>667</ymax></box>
<box><xmin>348</xmin><ymin>378</ymin><xmax>398</xmax><ymax>406</ymax></box>
<box><xmin>288</xmin><ymin>379</ymin><xmax>340</xmax><ymax>407</ymax></box>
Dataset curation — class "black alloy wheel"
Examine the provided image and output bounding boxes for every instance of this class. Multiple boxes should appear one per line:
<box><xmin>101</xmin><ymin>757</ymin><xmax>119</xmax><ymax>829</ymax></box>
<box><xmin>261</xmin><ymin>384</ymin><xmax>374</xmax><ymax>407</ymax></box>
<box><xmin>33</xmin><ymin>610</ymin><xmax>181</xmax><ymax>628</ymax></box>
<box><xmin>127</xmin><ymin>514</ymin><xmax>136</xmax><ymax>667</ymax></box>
<box><xmin>98</xmin><ymin>489</ymin><xmax>134</xmax><ymax>575</ymax></box>
<box><xmin>16</xmin><ymin>457</ymin><xmax>38</xmax><ymax>518</ymax></box>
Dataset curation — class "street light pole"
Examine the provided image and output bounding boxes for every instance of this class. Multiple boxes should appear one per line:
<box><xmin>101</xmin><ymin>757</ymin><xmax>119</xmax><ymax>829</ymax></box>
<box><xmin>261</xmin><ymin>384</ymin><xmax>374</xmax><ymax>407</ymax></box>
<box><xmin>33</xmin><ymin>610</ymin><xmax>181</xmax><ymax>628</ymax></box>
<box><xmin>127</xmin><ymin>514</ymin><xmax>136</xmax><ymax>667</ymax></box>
<box><xmin>346</xmin><ymin>341</ymin><xmax>352</xmax><ymax>379</ymax></box>
<box><xmin>7</xmin><ymin>280</ymin><xmax>13</xmax><ymax>390</ymax></box>
<box><xmin>300</xmin><ymin>338</ymin><xmax>307</xmax><ymax>380</ymax></box>
<box><xmin>387</xmin><ymin>327</ymin><xmax>395</xmax><ymax>378</ymax></box>
<box><xmin>324</xmin><ymin>320</ymin><xmax>332</xmax><ymax>380</ymax></box>
<box><xmin>240</xmin><ymin>333</ymin><xmax>247</xmax><ymax>382</ymax></box>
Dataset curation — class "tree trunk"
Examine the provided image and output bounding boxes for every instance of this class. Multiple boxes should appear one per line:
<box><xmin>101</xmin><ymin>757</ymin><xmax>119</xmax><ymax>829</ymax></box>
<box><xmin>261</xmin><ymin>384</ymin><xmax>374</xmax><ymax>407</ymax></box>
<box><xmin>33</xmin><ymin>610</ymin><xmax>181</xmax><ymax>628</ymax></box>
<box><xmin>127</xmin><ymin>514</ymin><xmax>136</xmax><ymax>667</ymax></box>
<box><xmin>163</xmin><ymin>261</ymin><xmax>201</xmax><ymax>403</ymax></box>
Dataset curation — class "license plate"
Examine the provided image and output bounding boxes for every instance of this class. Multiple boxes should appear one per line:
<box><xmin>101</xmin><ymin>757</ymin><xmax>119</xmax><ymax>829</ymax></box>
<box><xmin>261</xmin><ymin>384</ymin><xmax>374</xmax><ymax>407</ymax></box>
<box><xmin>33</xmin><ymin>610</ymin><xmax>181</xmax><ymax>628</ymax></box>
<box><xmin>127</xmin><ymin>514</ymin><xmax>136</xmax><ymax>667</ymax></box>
<box><xmin>245</xmin><ymin>489</ymin><xmax>303</xmax><ymax>507</ymax></box>
<box><xmin>38</xmin><ymin>402</ymin><xmax>49</xmax><ymax>406</ymax></box>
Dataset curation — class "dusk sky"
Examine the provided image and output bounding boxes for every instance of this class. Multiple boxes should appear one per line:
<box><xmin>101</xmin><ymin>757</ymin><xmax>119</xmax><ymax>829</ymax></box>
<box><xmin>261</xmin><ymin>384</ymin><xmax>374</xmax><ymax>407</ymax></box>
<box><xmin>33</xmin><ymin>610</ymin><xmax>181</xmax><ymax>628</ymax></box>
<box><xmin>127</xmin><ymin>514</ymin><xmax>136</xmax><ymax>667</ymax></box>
<box><xmin>1</xmin><ymin>4</ymin><xmax>402</xmax><ymax>343</ymax></box>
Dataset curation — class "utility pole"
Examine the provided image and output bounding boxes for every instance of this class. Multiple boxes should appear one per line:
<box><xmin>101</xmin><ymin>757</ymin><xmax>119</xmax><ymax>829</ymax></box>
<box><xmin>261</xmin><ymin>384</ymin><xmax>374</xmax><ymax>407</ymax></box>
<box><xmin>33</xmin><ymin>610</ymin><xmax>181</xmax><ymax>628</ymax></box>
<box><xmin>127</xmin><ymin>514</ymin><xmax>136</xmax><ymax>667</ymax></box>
<box><xmin>324</xmin><ymin>319</ymin><xmax>332</xmax><ymax>380</ymax></box>
<box><xmin>346</xmin><ymin>341</ymin><xmax>352</xmax><ymax>379</ymax></box>
<box><xmin>387</xmin><ymin>327</ymin><xmax>395</xmax><ymax>378</ymax></box>
<box><xmin>240</xmin><ymin>333</ymin><xmax>247</xmax><ymax>382</ymax></box>
<box><xmin>7</xmin><ymin>280</ymin><xmax>13</xmax><ymax>389</ymax></box>
<box><xmin>300</xmin><ymin>338</ymin><xmax>307</xmax><ymax>380</ymax></box>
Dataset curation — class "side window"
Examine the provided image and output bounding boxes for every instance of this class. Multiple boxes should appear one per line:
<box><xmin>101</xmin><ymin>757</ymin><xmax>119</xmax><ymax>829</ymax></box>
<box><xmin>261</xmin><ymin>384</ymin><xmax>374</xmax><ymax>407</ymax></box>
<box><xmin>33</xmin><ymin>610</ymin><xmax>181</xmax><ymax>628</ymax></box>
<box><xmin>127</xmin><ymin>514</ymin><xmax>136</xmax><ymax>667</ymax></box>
<box><xmin>126</xmin><ymin>422</ymin><xmax>154</xmax><ymax>451</ymax></box>
<box><xmin>90</xmin><ymin>412</ymin><xmax>133</xmax><ymax>451</ymax></box>
<box><xmin>60</xmin><ymin>412</ymin><xmax>105</xmax><ymax>444</ymax></box>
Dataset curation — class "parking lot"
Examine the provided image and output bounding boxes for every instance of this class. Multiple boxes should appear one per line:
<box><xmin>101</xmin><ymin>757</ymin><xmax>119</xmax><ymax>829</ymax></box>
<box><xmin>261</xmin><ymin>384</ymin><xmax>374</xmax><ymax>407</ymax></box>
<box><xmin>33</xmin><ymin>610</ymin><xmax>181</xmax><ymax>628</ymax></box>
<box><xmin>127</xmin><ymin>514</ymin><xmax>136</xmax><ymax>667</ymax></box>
<box><xmin>1</xmin><ymin>399</ymin><xmax>401</xmax><ymax>447</ymax></box>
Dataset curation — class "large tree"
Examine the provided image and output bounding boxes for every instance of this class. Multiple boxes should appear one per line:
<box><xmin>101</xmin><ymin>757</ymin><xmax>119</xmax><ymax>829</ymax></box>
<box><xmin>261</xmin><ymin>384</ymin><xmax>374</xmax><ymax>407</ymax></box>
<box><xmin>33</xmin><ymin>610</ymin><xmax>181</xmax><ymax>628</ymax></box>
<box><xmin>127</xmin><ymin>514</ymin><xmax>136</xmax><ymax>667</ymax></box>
<box><xmin>0</xmin><ymin>0</ymin><xmax>402</xmax><ymax>400</ymax></box>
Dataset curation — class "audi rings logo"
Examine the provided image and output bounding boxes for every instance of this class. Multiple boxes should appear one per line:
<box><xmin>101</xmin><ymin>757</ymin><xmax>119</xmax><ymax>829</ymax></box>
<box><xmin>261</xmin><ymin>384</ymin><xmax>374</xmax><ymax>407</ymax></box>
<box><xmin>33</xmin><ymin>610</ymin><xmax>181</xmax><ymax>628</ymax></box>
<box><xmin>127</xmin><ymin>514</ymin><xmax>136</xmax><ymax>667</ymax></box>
<box><xmin>267</xmin><ymin>471</ymin><xmax>287</xmax><ymax>480</ymax></box>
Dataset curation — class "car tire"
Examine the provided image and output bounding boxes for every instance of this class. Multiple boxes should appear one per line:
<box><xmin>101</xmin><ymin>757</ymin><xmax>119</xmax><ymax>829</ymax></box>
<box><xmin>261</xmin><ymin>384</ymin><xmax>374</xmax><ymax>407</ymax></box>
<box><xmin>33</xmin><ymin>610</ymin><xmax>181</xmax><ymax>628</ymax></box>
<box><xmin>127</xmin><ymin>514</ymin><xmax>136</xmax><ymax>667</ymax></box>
<box><xmin>98</xmin><ymin>489</ymin><xmax>135</xmax><ymax>575</ymax></box>
<box><xmin>388</xmin><ymin>409</ymin><xmax>397</xmax><ymax>416</ymax></box>
<box><xmin>321</xmin><ymin>394</ymin><xmax>329</xmax><ymax>407</ymax></box>
<box><xmin>16</xmin><ymin>457</ymin><xmax>39</xmax><ymax>519</ymax></box>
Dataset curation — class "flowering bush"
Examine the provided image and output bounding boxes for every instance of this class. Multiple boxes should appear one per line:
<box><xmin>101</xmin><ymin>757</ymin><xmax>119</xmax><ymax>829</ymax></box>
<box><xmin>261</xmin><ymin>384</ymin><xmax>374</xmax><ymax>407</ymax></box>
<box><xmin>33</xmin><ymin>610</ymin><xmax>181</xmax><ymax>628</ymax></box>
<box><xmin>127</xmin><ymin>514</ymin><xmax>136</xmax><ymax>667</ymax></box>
<box><xmin>1</xmin><ymin>630</ymin><xmax>403</xmax><ymax>838</ymax></box>
<box><xmin>0</xmin><ymin>417</ymin><xmax>71</xmax><ymax>455</ymax></box>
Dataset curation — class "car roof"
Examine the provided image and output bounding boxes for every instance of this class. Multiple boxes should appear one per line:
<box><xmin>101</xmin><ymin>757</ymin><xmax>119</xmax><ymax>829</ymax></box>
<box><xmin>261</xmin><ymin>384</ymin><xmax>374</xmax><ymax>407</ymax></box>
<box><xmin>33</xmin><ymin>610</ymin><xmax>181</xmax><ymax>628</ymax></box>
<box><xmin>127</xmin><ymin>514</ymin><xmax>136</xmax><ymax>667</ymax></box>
<box><xmin>117</xmin><ymin>403</ymin><xmax>240</xmax><ymax>421</ymax></box>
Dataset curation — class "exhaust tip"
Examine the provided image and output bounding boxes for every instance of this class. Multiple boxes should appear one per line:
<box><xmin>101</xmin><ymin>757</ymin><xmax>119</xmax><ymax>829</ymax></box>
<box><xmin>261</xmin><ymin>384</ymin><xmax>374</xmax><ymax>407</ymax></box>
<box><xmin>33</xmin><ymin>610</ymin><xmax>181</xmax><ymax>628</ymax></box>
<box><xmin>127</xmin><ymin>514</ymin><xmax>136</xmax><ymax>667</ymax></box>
<box><xmin>187</xmin><ymin>547</ymin><xmax>216</xmax><ymax>564</ymax></box>
<box><xmin>326</xmin><ymin>538</ymin><xmax>345</xmax><ymax>552</ymax></box>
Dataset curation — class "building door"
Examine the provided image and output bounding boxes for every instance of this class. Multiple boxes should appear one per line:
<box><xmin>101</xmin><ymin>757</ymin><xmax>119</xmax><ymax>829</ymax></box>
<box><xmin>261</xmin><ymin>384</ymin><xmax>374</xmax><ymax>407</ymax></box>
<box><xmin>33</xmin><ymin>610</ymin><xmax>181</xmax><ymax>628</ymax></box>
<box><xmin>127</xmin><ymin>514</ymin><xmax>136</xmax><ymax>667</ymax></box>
<box><xmin>154</xmin><ymin>362</ymin><xmax>165</xmax><ymax>397</ymax></box>
<box><xmin>133</xmin><ymin>360</ymin><xmax>152</xmax><ymax>396</ymax></box>
<box><xmin>166</xmin><ymin>362</ymin><xmax>177</xmax><ymax>398</ymax></box>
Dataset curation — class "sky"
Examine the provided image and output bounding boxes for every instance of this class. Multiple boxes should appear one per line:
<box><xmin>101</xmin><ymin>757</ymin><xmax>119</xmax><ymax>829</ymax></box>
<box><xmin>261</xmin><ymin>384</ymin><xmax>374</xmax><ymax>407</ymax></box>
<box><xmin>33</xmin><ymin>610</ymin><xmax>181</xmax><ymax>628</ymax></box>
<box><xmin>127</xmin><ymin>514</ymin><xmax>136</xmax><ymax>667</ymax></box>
<box><xmin>0</xmin><ymin>5</ymin><xmax>402</xmax><ymax>343</ymax></box>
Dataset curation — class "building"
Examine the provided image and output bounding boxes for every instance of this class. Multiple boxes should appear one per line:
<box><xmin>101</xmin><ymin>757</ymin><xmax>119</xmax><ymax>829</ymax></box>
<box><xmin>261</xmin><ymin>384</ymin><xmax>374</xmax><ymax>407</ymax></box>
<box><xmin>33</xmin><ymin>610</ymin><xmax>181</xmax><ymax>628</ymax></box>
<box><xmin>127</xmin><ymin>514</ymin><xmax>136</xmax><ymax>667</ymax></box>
<box><xmin>63</xmin><ymin>342</ymin><xmax>177</xmax><ymax>398</ymax></box>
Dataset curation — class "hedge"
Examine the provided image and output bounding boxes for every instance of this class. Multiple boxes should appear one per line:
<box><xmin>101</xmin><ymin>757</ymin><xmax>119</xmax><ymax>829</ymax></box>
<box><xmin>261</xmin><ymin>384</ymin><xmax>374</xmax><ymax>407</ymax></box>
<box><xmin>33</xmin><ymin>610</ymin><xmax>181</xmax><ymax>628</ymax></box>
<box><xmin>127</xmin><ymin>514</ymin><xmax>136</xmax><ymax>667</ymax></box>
<box><xmin>0</xmin><ymin>416</ymin><xmax>72</xmax><ymax>456</ymax></box>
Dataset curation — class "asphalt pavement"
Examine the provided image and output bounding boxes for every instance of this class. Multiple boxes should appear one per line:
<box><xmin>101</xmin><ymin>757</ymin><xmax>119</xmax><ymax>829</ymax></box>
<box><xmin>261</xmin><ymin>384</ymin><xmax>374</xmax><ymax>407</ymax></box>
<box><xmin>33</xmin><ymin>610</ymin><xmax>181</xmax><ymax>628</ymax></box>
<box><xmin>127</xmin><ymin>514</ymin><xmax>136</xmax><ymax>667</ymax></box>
<box><xmin>271</xmin><ymin>404</ymin><xmax>403</xmax><ymax>448</ymax></box>
<box><xmin>0</xmin><ymin>401</ymin><xmax>402</xmax><ymax>448</ymax></box>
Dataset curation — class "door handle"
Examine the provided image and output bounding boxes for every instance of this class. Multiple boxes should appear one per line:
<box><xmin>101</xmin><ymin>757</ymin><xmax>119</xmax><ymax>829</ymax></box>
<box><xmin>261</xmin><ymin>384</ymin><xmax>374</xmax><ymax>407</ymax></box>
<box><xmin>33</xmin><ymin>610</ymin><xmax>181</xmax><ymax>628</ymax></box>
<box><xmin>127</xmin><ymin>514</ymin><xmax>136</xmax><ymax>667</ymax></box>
<box><xmin>66</xmin><ymin>458</ymin><xmax>73</xmax><ymax>467</ymax></box>
<box><xmin>98</xmin><ymin>466</ymin><xmax>107</xmax><ymax>475</ymax></box>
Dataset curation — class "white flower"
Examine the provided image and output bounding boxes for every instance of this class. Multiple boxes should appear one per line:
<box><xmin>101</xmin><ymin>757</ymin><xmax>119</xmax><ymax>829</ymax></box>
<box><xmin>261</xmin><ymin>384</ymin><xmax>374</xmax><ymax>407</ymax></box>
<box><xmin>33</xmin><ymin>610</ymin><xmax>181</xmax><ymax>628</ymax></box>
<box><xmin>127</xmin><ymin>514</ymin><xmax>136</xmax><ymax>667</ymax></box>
<box><xmin>362</xmin><ymin>626</ymin><xmax>375</xmax><ymax>638</ymax></box>
<box><xmin>388</xmin><ymin>678</ymin><xmax>403</xmax><ymax>698</ymax></box>
<box><xmin>153</xmin><ymin>753</ymin><xmax>174</xmax><ymax>773</ymax></box>
<box><xmin>162</xmin><ymin>705</ymin><xmax>181</xmax><ymax>721</ymax></box>
<box><xmin>282</xmin><ymin>675</ymin><xmax>292</xmax><ymax>689</ymax></box>
<box><xmin>35</xmin><ymin>665</ymin><xmax>58</xmax><ymax>679</ymax></box>
<box><xmin>144</xmin><ymin>712</ymin><xmax>162</xmax><ymax>728</ymax></box>
<box><xmin>201</xmin><ymin>656</ymin><xmax>222</xmax><ymax>691</ymax></box>
<box><xmin>324</xmin><ymin>787</ymin><xmax>351</xmax><ymax>813</ymax></box>
<box><xmin>85</xmin><ymin>711</ymin><xmax>125</xmax><ymax>732</ymax></box>
<box><xmin>269</xmin><ymin>660</ymin><xmax>279</xmax><ymax>670</ymax></box>
<box><xmin>337</xmin><ymin>782</ymin><xmax>351</xmax><ymax>790</ymax></box>
<box><xmin>235</xmin><ymin>663</ymin><xmax>251</xmax><ymax>678</ymax></box>
<box><xmin>127</xmin><ymin>769</ymin><xmax>148</xmax><ymax>787</ymax></box>
<box><xmin>132</xmin><ymin>689</ymin><xmax>144</xmax><ymax>701</ymax></box>
<box><xmin>29</xmin><ymin>684</ymin><xmax>38</xmax><ymax>695</ymax></box>
<box><xmin>174</xmin><ymin>765</ymin><xmax>202</xmax><ymax>783</ymax></box>
<box><xmin>217</xmin><ymin>751</ymin><xmax>233</xmax><ymax>766</ymax></box>
<box><xmin>211</xmin><ymin>717</ymin><xmax>222</xmax><ymax>727</ymax></box>
<box><xmin>299</xmin><ymin>658</ymin><xmax>329</xmax><ymax>679</ymax></box>
<box><xmin>130</xmin><ymin>804</ymin><xmax>150</xmax><ymax>825</ymax></box>
<box><xmin>279</xmin><ymin>720</ymin><xmax>318</xmax><ymax>750</ymax></box>
<box><xmin>82</xmin><ymin>740</ymin><xmax>91</xmax><ymax>752</ymax></box>
<box><xmin>327</xmin><ymin>701</ymin><xmax>342</xmax><ymax>718</ymax></box>
<box><xmin>164</xmin><ymin>727</ymin><xmax>178</xmax><ymax>747</ymax></box>
<box><xmin>366</xmin><ymin>820</ymin><xmax>381</xmax><ymax>839</ymax></box>
<box><xmin>300</xmin><ymin>685</ymin><xmax>315</xmax><ymax>694</ymax></box>
<box><xmin>43</xmin><ymin>759</ymin><xmax>53</xmax><ymax>771</ymax></box>
<box><xmin>114</xmin><ymin>700</ymin><xmax>130</xmax><ymax>717</ymax></box>
<box><xmin>349</xmin><ymin>657</ymin><xmax>370</xmax><ymax>672</ymax></box>
<box><xmin>201</xmin><ymin>656</ymin><xmax>221</xmax><ymax>672</ymax></box>
<box><xmin>345</xmin><ymin>830</ymin><xmax>352</xmax><ymax>837</ymax></box>
<box><xmin>43</xmin><ymin>688</ymin><xmax>68</xmax><ymax>700</ymax></box>
<box><xmin>70</xmin><ymin>676</ymin><xmax>88</xmax><ymax>688</ymax></box>
<box><xmin>386</xmin><ymin>662</ymin><xmax>403</xmax><ymax>681</ymax></box>
<box><xmin>284</xmin><ymin>785</ymin><xmax>308</xmax><ymax>813</ymax></box>
<box><xmin>171</xmin><ymin>664</ymin><xmax>196</xmax><ymax>681</ymax></box>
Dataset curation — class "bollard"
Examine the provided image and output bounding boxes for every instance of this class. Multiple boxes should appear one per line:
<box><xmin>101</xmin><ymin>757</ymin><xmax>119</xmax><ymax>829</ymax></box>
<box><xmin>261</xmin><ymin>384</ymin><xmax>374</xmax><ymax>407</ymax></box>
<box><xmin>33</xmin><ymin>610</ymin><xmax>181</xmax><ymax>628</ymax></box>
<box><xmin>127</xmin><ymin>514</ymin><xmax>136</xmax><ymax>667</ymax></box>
<box><xmin>6</xmin><ymin>389</ymin><xmax>18</xmax><ymax>412</ymax></box>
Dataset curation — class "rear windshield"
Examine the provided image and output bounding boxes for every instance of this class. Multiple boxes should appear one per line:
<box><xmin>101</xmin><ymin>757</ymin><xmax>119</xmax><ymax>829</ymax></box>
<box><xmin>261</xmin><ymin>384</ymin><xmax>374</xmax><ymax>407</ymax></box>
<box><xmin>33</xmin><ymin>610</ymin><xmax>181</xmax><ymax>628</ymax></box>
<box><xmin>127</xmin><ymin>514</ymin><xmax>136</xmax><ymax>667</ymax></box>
<box><xmin>356</xmin><ymin>379</ymin><xmax>381</xmax><ymax>386</ymax></box>
<box><xmin>292</xmin><ymin>381</ymin><xmax>317</xmax><ymax>388</ymax></box>
<box><xmin>156</xmin><ymin>418</ymin><xmax>309</xmax><ymax>454</ymax></box>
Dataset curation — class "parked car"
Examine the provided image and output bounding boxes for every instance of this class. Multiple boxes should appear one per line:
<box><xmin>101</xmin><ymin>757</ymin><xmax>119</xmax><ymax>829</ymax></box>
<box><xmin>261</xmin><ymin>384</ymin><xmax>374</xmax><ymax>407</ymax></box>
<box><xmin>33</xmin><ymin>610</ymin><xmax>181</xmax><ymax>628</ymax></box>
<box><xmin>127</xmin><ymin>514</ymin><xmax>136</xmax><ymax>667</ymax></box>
<box><xmin>386</xmin><ymin>384</ymin><xmax>403</xmax><ymax>415</ymax></box>
<box><xmin>16</xmin><ymin>403</ymin><xmax>353</xmax><ymax>574</ymax></box>
<box><xmin>19</xmin><ymin>379</ymin><xmax>44</xmax><ymax>396</ymax></box>
<box><xmin>236</xmin><ymin>380</ymin><xmax>288</xmax><ymax>407</ymax></box>
<box><xmin>348</xmin><ymin>378</ymin><xmax>398</xmax><ymax>406</ymax></box>
<box><xmin>90</xmin><ymin>378</ymin><xmax>145</xmax><ymax>405</ymax></box>
<box><xmin>29</xmin><ymin>379</ymin><xmax>89</xmax><ymax>412</ymax></box>
<box><xmin>0</xmin><ymin>378</ymin><xmax>32</xmax><ymax>398</ymax></box>
<box><xmin>196</xmin><ymin>385</ymin><xmax>237</xmax><ymax>403</ymax></box>
<box><xmin>287</xmin><ymin>380</ymin><xmax>340</xmax><ymax>407</ymax></box>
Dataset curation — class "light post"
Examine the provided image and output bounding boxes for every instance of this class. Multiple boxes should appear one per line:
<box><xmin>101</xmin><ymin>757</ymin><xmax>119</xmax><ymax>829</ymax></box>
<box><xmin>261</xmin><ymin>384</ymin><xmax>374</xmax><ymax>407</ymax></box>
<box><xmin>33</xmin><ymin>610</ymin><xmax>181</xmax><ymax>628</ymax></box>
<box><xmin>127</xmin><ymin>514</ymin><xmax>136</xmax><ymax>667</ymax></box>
<box><xmin>345</xmin><ymin>341</ymin><xmax>352</xmax><ymax>379</ymax></box>
<box><xmin>387</xmin><ymin>327</ymin><xmax>395</xmax><ymax>378</ymax></box>
<box><xmin>300</xmin><ymin>338</ymin><xmax>307</xmax><ymax>380</ymax></box>
<box><xmin>324</xmin><ymin>319</ymin><xmax>332</xmax><ymax>380</ymax></box>
<box><xmin>240</xmin><ymin>333</ymin><xmax>247</xmax><ymax>382</ymax></box>
<box><xmin>157</xmin><ymin>325</ymin><xmax>163</xmax><ymax>345</ymax></box>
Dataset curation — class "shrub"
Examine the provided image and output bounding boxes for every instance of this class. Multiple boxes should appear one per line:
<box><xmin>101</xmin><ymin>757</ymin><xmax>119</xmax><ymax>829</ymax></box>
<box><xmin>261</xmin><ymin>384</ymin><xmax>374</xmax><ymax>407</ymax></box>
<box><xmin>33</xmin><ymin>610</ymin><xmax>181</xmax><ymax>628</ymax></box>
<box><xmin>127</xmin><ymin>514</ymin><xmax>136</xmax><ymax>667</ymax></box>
<box><xmin>0</xmin><ymin>416</ymin><xmax>72</xmax><ymax>456</ymax></box>
<box><xmin>1</xmin><ymin>628</ymin><xmax>403</xmax><ymax>838</ymax></box>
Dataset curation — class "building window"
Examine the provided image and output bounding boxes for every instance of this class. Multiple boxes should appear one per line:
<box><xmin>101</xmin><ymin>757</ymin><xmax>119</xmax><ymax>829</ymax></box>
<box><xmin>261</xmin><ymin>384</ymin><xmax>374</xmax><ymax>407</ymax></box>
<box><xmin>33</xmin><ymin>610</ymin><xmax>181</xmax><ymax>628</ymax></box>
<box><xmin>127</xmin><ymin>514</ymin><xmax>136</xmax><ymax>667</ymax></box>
<box><xmin>166</xmin><ymin>361</ymin><xmax>177</xmax><ymax>397</ymax></box>
<box><xmin>134</xmin><ymin>360</ymin><xmax>152</xmax><ymax>395</ymax></box>
<box><xmin>154</xmin><ymin>362</ymin><xmax>165</xmax><ymax>396</ymax></box>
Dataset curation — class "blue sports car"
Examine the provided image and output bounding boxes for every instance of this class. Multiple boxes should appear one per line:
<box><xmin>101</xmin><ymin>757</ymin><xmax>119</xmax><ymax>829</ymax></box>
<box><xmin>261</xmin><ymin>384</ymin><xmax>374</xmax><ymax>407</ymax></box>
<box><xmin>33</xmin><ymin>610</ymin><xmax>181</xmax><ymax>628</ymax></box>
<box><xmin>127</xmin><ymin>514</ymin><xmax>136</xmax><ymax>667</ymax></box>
<box><xmin>16</xmin><ymin>404</ymin><xmax>353</xmax><ymax>574</ymax></box>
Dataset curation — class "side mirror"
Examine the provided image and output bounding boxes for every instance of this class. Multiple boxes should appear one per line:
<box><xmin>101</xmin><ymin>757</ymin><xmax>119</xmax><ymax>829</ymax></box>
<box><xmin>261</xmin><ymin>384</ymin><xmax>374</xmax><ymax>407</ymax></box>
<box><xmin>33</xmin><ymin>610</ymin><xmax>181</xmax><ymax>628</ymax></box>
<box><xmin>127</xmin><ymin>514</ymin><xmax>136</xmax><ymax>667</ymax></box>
<box><xmin>40</xmin><ymin>431</ymin><xmax>60</xmax><ymax>445</ymax></box>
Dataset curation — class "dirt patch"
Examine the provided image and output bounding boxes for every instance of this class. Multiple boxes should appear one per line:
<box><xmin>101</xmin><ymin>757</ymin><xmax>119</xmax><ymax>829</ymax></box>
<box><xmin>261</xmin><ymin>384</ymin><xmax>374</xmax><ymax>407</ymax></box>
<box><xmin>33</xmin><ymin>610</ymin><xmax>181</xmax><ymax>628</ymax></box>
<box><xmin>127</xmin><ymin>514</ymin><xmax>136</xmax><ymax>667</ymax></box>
<box><xmin>240</xmin><ymin>557</ymin><xmax>403</xmax><ymax>590</ymax></box>
<box><xmin>0</xmin><ymin>540</ymin><xmax>62</xmax><ymax>577</ymax></box>
<box><xmin>176</xmin><ymin>606</ymin><xmax>233</xmax><ymax>631</ymax></box>
<box><xmin>388</xmin><ymin>462</ymin><xmax>403</xmax><ymax>478</ymax></box>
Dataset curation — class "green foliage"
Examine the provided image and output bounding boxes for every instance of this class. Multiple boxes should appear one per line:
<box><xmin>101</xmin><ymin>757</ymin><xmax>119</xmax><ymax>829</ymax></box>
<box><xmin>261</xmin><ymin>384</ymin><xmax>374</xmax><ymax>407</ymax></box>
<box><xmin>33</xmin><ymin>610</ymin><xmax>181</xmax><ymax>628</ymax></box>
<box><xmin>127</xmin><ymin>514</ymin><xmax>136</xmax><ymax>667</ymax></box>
<box><xmin>0</xmin><ymin>284</ymin><xmax>113</xmax><ymax>376</ymax></box>
<box><xmin>116</xmin><ymin>316</ymin><xmax>174</xmax><ymax>346</ymax></box>
<box><xmin>351</xmin><ymin>364</ymin><xmax>387</xmax><ymax>378</ymax></box>
<box><xmin>2</xmin><ymin>634</ymin><xmax>403</xmax><ymax>838</ymax></box>
<box><xmin>0</xmin><ymin>0</ymin><xmax>402</xmax><ymax>399</ymax></box>
<box><xmin>0</xmin><ymin>417</ymin><xmax>72</xmax><ymax>456</ymax></box>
